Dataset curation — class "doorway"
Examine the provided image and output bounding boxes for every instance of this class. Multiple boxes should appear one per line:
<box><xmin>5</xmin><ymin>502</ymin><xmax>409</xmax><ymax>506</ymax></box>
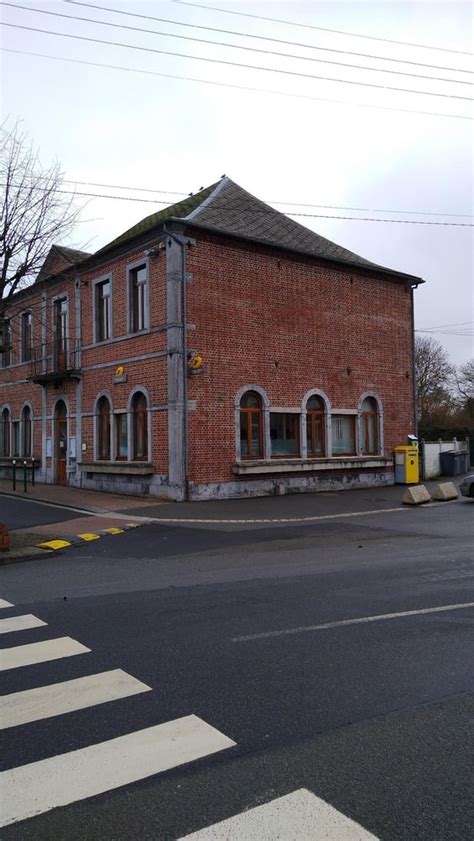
<box><xmin>55</xmin><ymin>400</ymin><xmax>67</xmax><ymax>484</ymax></box>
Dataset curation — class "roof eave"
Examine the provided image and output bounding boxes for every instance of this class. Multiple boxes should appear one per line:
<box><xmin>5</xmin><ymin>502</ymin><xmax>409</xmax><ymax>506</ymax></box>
<box><xmin>168</xmin><ymin>217</ymin><xmax>425</xmax><ymax>285</ymax></box>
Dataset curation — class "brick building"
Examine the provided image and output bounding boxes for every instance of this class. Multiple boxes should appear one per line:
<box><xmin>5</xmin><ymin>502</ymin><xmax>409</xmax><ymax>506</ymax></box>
<box><xmin>0</xmin><ymin>177</ymin><xmax>423</xmax><ymax>501</ymax></box>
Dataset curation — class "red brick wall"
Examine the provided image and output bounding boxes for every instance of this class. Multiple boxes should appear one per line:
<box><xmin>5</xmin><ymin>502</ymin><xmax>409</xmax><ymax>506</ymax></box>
<box><xmin>185</xmin><ymin>233</ymin><xmax>415</xmax><ymax>486</ymax></box>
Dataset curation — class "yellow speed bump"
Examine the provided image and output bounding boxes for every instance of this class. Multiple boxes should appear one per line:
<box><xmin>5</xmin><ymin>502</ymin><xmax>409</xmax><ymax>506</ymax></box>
<box><xmin>37</xmin><ymin>539</ymin><xmax>72</xmax><ymax>551</ymax></box>
<box><xmin>77</xmin><ymin>533</ymin><xmax>101</xmax><ymax>542</ymax></box>
<box><xmin>102</xmin><ymin>527</ymin><xmax>125</xmax><ymax>535</ymax></box>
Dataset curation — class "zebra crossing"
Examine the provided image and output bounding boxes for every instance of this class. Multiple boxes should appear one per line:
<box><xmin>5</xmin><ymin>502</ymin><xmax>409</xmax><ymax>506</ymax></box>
<box><xmin>0</xmin><ymin>596</ymin><xmax>379</xmax><ymax>839</ymax></box>
<box><xmin>0</xmin><ymin>596</ymin><xmax>236</xmax><ymax>829</ymax></box>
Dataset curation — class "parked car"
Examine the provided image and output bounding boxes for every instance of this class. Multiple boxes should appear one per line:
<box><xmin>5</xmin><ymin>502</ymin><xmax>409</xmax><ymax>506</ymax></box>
<box><xmin>459</xmin><ymin>474</ymin><xmax>474</xmax><ymax>498</ymax></box>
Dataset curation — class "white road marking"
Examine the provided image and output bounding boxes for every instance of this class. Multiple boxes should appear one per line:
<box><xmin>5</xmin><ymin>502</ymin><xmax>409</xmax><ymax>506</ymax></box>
<box><xmin>179</xmin><ymin>787</ymin><xmax>378</xmax><ymax>840</ymax></box>
<box><xmin>233</xmin><ymin>601</ymin><xmax>474</xmax><ymax>642</ymax></box>
<box><xmin>0</xmin><ymin>599</ymin><xmax>14</xmax><ymax>609</ymax></box>
<box><xmin>0</xmin><ymin>636</ymin><xmax>90</xmax><ymax>671</ymax></box>
<box><xmin>0</xmin><ymin>614</ymin><xmax>47</xmax><ymax>635</ymax></box>
<box><xmin>142</xmin><ymin>499</ymin><xmax>458</xmax><ymax>526</ymax></box>
<box><xmin>0</xmin><ymin>669</ymin><xmax>152</xmax><ymax>730</ymax></box>
<box><xmin>0</xmin><ymin>715</ymin><xmax>236</xmax><ymax>827</ymax></box>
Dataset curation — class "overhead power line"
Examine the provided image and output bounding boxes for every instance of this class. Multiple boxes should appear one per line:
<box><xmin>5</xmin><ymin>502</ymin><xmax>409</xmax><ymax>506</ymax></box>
<box><xmin>3</xmin><ymin>47</ymin><xmax>473</xmax><ymax>122</ymax></box>
<box><xmin>61</xmin><ymin>0</ymin><xmax>474</xmax><ymax>77</ymax></box>
<box><xmin>172</xmin><ymin>0</ymin><xmax>474</xmax><ymax>57</ymax></box>
<box><xmin>2</xmin><ymin>22</ymin><xmax>474</xmax><ymax>102</ymax></box>
<box><xmin>3</xmin><ymin>181</ymin><xmax>473</xmax><ymax>225</ymax></box>
<box><xmin>5</xmin><ymin>1</ymin><xmax>471</xmax><ymax>87</ymax></box>
<box><xmin>59</xmin><ymin>179</ymin><xmax>473</xmax><ymax>218</ymax></box>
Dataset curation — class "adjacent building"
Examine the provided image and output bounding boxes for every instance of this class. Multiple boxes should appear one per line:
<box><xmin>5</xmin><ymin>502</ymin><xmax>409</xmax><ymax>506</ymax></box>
<box><xmin>0</xmin><ymin>177</ymin><xmax>423</xmax><ymax>500</ymax></box>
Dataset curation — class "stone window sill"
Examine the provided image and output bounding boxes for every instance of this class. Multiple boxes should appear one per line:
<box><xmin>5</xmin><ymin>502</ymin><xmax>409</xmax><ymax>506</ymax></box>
<box><xmin>78</xmin><ymin>461</ymin><xmax>153</xmax><ymax>475</ymax></box>
<box><xmin>232</xmin><ymin>456</ymin><xmax>390</xmax><ymax>475</ymax></box>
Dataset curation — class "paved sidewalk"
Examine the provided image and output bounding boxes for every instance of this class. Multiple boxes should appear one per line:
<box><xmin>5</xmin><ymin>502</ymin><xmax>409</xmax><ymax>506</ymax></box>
<box><xmin>0</xmin><ymin>480</ymin><xmax>167</xmax><ymax>514</ymax></box>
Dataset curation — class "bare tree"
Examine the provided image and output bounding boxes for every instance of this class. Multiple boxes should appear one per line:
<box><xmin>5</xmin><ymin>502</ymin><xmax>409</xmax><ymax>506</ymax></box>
<box><xmin>0</xmin><ymin>120</ymin><xmax>81</xmax><ymax>348</ymax></box>
<box><xmin>415</xmin><ymin>335</ymin><xmax>455</xmax><ymax>424</ymax></box>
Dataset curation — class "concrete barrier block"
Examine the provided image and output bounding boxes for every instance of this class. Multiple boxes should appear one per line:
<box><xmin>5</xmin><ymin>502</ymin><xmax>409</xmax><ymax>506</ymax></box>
<box><xmin>402</xmin><ymin>485</ymin><xmax>432</xmax><ymax>505</ymax></box>
<box><xmin>431</xmin><ymin>482</ymin><xmax>459</xmax><ymax>501</ymax></box>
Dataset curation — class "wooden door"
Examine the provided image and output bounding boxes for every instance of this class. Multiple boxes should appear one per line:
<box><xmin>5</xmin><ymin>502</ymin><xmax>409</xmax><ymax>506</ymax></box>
<box><xmin>55</xmin><ymin>401</ymin><xmax>67</xmax><ymax>484</ymax></box>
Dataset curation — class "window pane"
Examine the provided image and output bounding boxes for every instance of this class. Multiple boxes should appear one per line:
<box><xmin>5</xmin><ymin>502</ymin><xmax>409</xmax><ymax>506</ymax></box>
<box><xmin>13</xmin><ymin>422</ymin><xmax>20</xmax><ymax>457</ymax></box>
<box><xmin>307</xmin><ymin>413</ymin><xmax>323</xmax><ymax>455</ymax></box>
<box><xmin>240</xmin><ymin>411</ymin><xmax>249</xmax><ymax>457</ymax></box>
<box><xmin>116</xmin><ymin>413</ymin><xmax>128</xmax><ymax>459</ymax></box>
<box><xmin>362</xmin><ymin>397</ymin><xmax>377</xmax><ymax>412</ymax></box>
<box><xmin>250</xmin><ymin>415</ymin><xmax>261</xmax><ymax>457</ymax></box>
<box><xmin>22</xmin><ymin>407</ymin><xmax>31</xmax><ymax>457</ymax></box>
<box><xmin>241</xmin><ymin>392</ymin><xmax>260</xmax><ymax>409</ymax></box>
<box><xmin>307</xmin><ymin>396</ymin><xmax>323</xmax><ymax>410</ymax></box>
<box><xmin>270</xmin><ymin>413</ymin><xmax>299</xmax><ymax>457</ymax></box>
<box><xmin>131</xmin><ymin>266</ymin><xmax>147</xmax><ymax>332</ymax></box>
<box><xmin>364</xmin><ymin>413</ymin><xmax>377</xmax><ymax>454</ymax></box>
<box><xmin>331</xmin><ymin>416</ymin><xmax>355</xmax><ymax>454</ymax></box>
<box><xmin>1</xmin><ymin>410</ymin><xmax>10</xmax><ymax>457</ymax></box>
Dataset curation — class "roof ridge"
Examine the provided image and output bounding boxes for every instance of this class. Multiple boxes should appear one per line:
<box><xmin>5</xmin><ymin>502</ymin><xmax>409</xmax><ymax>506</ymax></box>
<box><xmin>185</xmin><ymin>175</ymin><xmax>229</xmax><ymax>221</ymax></box>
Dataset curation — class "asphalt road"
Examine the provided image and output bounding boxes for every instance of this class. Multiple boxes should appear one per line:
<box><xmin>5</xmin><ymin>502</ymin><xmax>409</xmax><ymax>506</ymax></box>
<box><xmin>0</xmin><ymin>495</ymin><xmax>473</xmax><ymax>839</ymax></box>
<box><xmin>0</xmin><ymin>494</ymin><xmax>86</xmax><ymax>529</ymax></box>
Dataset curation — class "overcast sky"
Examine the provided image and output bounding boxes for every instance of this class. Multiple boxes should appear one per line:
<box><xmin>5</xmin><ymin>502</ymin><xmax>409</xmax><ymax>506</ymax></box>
<box><xmin>1</xmin><ymin>0</ymin><xmax>473</xmax><ymax>363</ymax></box>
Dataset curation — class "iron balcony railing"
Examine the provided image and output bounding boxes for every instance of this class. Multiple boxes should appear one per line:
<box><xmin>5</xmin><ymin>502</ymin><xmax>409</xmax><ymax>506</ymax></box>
<box><xmin>29</xmin><ymin>339</ymin><xmax>81</xmax><ymax>382</ymax></box>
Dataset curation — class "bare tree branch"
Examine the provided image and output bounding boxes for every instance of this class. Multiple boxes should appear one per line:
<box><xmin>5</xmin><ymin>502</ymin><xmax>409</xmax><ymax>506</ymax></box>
<box><xmin>0</xmin><ymin>119</ymin><xmax>82</xmax><ymax>348</ymax></box>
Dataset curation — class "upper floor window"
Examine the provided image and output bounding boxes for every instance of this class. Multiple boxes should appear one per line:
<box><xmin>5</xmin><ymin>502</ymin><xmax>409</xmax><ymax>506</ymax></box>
<box><xmin>270</xmin><ymin>413</ymin><xmax>299</xmax><ymax>457</ymax></box>
<box><xmin>21</xmin><ymin>312</ymin><xmax>33</xmax><ymax>362</ymax></box>
<box><xmin>1</xmin><ymin>319</ymin><xmax>12</xmax><ymax>367</ymax></box>
<box><xmin>95</xmin><ymin>279</ymin><xmax>111</xmax><ymax>342</ymax></box>
<box><xmin>97</xmin><ymin>396</ymin><xmax>111</xmax><ymax>460</ymax></box>
<box><xmin>306</xmin><ymin>395</ymin><xmax>325</xmax><ymax>457</ymax></box>
<box><xmin>54</xmin><ymin>298</ymin><xmax>68</xmax><ymax>348</ymax></box>
<box><xmin>129</xmin><ymin>265</ymin><xmax>148</xmax><ymax>333</ymax></box>
<box><xmin>1</xmin><ymin>408</ymin><xmax>10</xmax><ymax>458</ymax></box>
<box><xmin>332</xmin><ymin>415</ymin><xmax>356</xmax><ymax>456</ymax></box>
<box><xmin>361</xmin><ymin>397</ymin><xmax>379</xmax><ymax>455</ymax></box>
<box><xmin>240</xmin><ymin>391</ymin><xmax>263</xmax><ymax>459</ymax></box>
<box><xmin>132</xmin><ymin>392</ymin><xmax>148</xmax><ymax>460</ymax></box>
<box><xmin>22</xmin><ymin>405</ymin><xmax>32</xmax><ymax>457</ymax></box>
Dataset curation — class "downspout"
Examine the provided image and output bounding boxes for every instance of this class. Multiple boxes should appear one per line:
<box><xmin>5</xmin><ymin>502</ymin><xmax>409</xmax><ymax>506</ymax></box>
<box><xmin>163</xmin><ymin>225</ymin><xmax>189</xmax><ymax>502</ymax></box>
<box><xmin>410</xmin><ymin>282</ymin><xmax>419</xmax><ymax>439</ymax></box>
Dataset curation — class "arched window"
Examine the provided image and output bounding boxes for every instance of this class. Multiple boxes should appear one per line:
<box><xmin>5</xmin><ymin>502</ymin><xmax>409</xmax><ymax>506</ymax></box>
<box><xmin>361</xmin><ymin>397</ymin><xmax>379</xmax><ymax>455</ymax></box>
<box><xmin>240</xmin><ymin>391</ymin><xmax>263</xmax><ymax>459</ymax></box>
<box><xmin>22</xmin><ymin>406</ymin><xmax>32</xmax><ymax>458</ymax></box>
<box><xmin>97</xmin><ymin>397</ymin><xmax>111</xmax><ymax>460</ymax></box>
<box><xmin>132</xmin><ymin>392</ymin><xmax>148</xmax><ymax>460</ymax></box>
<box><xmin>306</xmin><ymin>395</ymin><xmax>325</xmax><ymax>456</ymax></box>
<box><xmin>1</xmin><ymin>408</ymin><xmax>10</xmax><ymax>458</ymax></box>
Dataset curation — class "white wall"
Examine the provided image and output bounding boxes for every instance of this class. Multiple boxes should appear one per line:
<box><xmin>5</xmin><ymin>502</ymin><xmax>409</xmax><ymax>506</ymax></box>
<box><xmin>422</xmin><ymin>439</ymin><xmax>469</xmax><ymax>479</ymax></box>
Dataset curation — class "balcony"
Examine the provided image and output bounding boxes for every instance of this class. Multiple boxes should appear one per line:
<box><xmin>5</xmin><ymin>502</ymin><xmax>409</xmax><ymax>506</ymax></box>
<box><xmin>29</xmin><ymin>340</ymin><xmax>81</xmax><ymax>385</ymax></box>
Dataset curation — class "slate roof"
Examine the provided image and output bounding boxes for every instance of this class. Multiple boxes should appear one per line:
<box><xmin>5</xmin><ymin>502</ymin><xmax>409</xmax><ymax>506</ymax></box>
<box><xmin>97</xmin><ymin>177</ymin><xmax>422</xmax><ymax>282</ymax></box>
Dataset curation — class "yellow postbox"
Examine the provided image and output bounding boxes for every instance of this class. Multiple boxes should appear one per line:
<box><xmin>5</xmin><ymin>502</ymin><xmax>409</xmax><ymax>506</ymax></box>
<box><xmin>394</xmin><ymin>446</ymin><xmax>419</xmax><ymax>484</ymax></box>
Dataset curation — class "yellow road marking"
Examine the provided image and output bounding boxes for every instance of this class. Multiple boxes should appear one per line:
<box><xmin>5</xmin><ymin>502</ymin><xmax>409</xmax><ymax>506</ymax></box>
<box><xmin>37</xmin><ymin>540</ymin><xmax>72</xmax><ymax>551</ymax></box>
<box><xmin>77</xmin><ymin>533</ymin><xmax>100</xmax><ymax>542</ymax></box>
<box><xmin>102</xmin><ymin>528</ymin><xmax>124</xmax><ymax>535</ymax></box>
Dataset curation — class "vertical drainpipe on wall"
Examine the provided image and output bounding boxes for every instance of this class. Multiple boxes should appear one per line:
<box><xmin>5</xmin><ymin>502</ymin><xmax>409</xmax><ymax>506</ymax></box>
<box><xmin>410</xmin><ymin>282</ymin><xmax>419</xmax><ymax>440</ymax></box>
<box><xmin>75</xmin><ymin>274</ymin><xmax>82</xmax><ymax>488</ymax></box>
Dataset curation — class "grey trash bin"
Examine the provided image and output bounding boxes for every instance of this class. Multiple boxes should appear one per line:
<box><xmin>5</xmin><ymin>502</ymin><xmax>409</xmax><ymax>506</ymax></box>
<box><xmin>440</xmin><ymin>451</ymin><xmax>468</xmax><ymax>477</ymax></box>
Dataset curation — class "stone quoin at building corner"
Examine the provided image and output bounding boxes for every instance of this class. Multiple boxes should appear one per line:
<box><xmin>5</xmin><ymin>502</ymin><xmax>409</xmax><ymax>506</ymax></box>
<box><xmin>0</xmin><ymin>176</ymin><xmax>424</xmax><ymax>501</ymax></box>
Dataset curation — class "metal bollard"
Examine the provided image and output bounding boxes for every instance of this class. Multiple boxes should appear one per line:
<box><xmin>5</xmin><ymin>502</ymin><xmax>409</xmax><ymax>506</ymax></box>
<box><xmin>12</xmin><ymin>459</ymin><xmax>16</xmax><ymax>491</ymax></box>
<box><xmin>31</xmin><ymin>458</ymin><xmax>35</xmax><ymax>487</ymax></box>
<box><xmin>23</xmin><ymin>460</ymin><xmax>28</xmax><ymax>493</ymax></box>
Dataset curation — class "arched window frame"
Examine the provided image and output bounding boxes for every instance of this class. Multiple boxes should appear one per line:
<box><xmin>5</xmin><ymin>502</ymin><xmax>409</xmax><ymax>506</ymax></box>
<box><xmin>235</xmin><ymin>385</ymin><xmax>270</xmax><ymax>461</ymax></box>
<box><xmin>21</xmin><ymin>403</ymin><xmax>33</xmax><ymax>458</ymax></box>
<box><xmin>357</xmin><ymin>392</ymin><xmax>383</xmax><ymax>456</ymax></box>
<box><xmin>301</xmin><ymin>389</ymin><xmax>332</xmax><ymax>458</ymax></box>
<box><xmin>1</xmin><ymin>406</ymin><xmax>11</xmax><ymax>458</ymax></box>
<box><xmin>129</xmin><ymin>388</ymin><xmax>150</xmax><ymax>462</ymax></box>
<box><xmin>95</xmin><ymin>393</ymin><xmax>113</xmax><ymax>461</ymax></box>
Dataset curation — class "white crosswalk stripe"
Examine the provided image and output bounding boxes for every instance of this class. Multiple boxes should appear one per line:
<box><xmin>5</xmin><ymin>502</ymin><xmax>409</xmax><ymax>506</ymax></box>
<box><xmin>0</xmin><ymin>669</ymin><xmax>152</xmax><ymax>729</ymax></box>
<box><xmin>0</xmin><ymin>636</ymin><xmax>90</xmax><ymax>671</ymax></box>
<box><xmin>0</xmin><ymin>599</ymin><xmax>14</xmax><ymax>609</ymax></box>
<box><xmin>179</xmin><ymin>788</ymin><xmax>379</xmax><ymax>840</ymax></box>
<box><xmin>0</xmin><ymin>614</ymin><xmax>47</xmax><ymax>634</ymax></box>
<box><xmin>0</xmin><ymin>715</ymin><xmax>236</xmax><ymax>827</ymax></box>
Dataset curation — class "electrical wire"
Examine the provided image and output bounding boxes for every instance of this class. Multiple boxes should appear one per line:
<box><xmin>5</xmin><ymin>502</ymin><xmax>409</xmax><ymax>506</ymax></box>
<box><xmin>58</xmin><ymin>179</ymin><xmax>472</xmax><ymax>219</ymax></box>
<box><xmin>3</xmin><ymin>47</ymin><xmax>472</xmax><ymax>122</ymax></box>
<box><xmin>2</xmin><ymin>21</ymin><xmax>474</xmax><ymax>102</ymax></box>
<box><xmin>171</xmin><ymin>0</ymin><xmax>474</xmax><ymax>57</ymax></box>
<box><xmin>2</xmin><ymin>181</ymin><xmax>473</xmax><ymax>225</ymax></box>
<box><xmin>55</xmin><ymin>0</ymin><xmax>474</xmax><ymax>79</ymax></box>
